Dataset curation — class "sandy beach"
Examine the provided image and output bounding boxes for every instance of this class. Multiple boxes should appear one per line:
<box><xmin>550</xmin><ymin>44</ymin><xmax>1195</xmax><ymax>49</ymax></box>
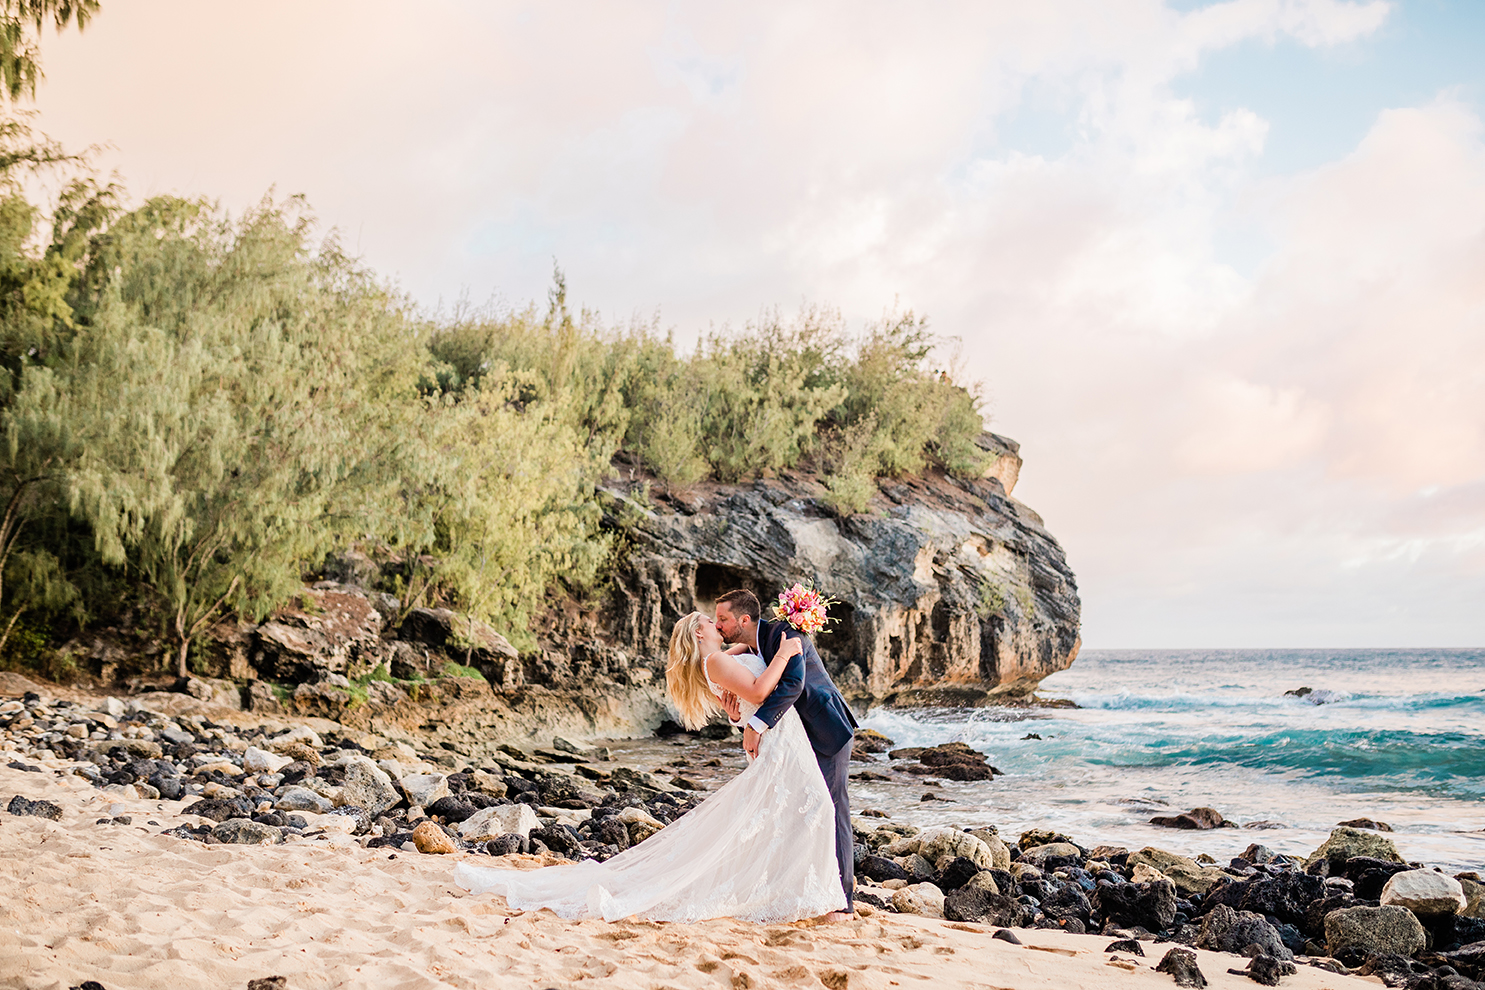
<box><xmin>0</xmin><ymin>761</ymin><xmax>1385</xmax><ymax>990</ymax></box>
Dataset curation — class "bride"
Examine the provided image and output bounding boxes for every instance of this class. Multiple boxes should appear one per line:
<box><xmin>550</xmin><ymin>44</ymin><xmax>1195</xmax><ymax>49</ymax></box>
<box><xmin>452</xmin><ymin>610</ymin><xmax>848</xmax><ymax>923</ymax></box>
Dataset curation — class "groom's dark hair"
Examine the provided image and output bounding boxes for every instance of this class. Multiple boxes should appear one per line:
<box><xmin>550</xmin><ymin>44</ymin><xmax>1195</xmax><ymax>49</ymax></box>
<box><xmin>716</xmin><ymin>588</ymin><xmax>760</xmax><ymax>622</ymax></box>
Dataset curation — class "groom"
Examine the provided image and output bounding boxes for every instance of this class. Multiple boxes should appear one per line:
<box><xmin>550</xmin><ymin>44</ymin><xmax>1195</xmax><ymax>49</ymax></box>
<box><xmin>713</xmin><ymin>588</ymin><xmax>859</xmax><ymax>919</ymax></box>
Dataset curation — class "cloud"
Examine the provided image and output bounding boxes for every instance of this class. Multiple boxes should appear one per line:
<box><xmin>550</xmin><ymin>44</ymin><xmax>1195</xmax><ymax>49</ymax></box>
<box><xmin>30</xmin><ymin>0</ymin><xmax>1483</xmax><ymax>645</ymax></box>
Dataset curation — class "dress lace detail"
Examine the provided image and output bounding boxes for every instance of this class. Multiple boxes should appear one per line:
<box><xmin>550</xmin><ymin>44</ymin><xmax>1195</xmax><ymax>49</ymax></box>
<box><xmin>454</xmin><ymin>652</ymin><xmax>845</xmax><ymax>923</ymax></box>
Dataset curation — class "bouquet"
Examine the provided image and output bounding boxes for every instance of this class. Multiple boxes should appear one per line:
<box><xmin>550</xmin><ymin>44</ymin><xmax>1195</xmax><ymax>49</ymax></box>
<box><xmin>772</xmin><ymin>582</ymin><xmax>838</xmax><ymax>636</ymax></box>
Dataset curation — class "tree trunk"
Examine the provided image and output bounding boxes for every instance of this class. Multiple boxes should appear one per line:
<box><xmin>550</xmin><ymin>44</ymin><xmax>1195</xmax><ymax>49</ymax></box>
<box><xmin>176</xmin><ymin>637</ymin><xmax>190</xmax><ymax>680</ymax></box>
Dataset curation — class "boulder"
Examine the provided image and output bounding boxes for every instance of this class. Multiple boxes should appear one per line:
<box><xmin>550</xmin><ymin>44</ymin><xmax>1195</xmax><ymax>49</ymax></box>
<box><xmin>210</xmin><ymin>818</ymin><xmax>284</xmax><ymax>845</ymax></box>
<box><xmin>275</xmin><ymin>786</ymin><xmax>334</xmax><ymax>814</ymax></box>
<box><xmin>969</xmin><ymin>828</ymin><xmax>1013</xmax><ymax>870</ymax></box>
<box><xmin>399</xmin><ymin>773</ymin><xmax>450</xmax><ymax>809</ymax></box>
<box><xmin>1325</xmin><ymin>905</ymin><xmax>1427</xmax><ymax>959</ymax></box>
<box><xmin>1244</xmin><ymin>955</ymin><xmax>1296</xmax><ymax>987</ymax></box>
<box><xmin>1094</xmin><ymin>878</ymin><xmax>1177</xmax><ymax>932</ymax></box>
<box><xmin>936</xmin><ymin>856</ymin><xmax>985</xmax><ymax>891</ymax></box>
<box><xmin>242</xmin><ymin>747</ymin><xmax>293</xmax><ymax>775</ymax></box>
<box><xmin>1149</xmin><ymin>807</ymin><xmax>1227</xmax><ymax>830</ymax></box>
<box><xmin>1306</xmin><ymin>826</ymin><xmax>1405</xmax><ymax>869</ymax></box>
<box><xmin>965</xmin><ymin>871</ymin><xmax>1001</xmax><ymax>896</ymax></box>
<box><xmin>858</xmin><ymin>854</ymin><xmax>912</xmax><ymax>885</ymax></box>
<box><xmin>1128</xmin><ymin>847</ymin><xmax>1229</xmax><ymax>895</ymax></box>
<box><xmin>1460</xmin><ymin>876</ymin><xmax>1484</xmax><ymax>919</ymax></box>
<box><xmin>1019</xmin><ymin>842</ymin><xmax>1082</xmax><ymax>870</ymax></box>
<box><xmin>425</xmin><ymin>796</ymin><xmax>476</xmax><ymax>823</ymax></box>
<box><xmin>892</xmin><ymin>882</ymin><xmax>946</xmax><ymax>919</ymax></box>
<box><xmin>412</xmin><ymin>820</ymin><xmax>458</xmax><ymax>854</ymax></box>
<box><xmin>1380</xmin><ymin>871</ymin><xmax>1467</xmax><ymax>916</ymax></box>
<box><xmin>252</xmin><ymin>585</ymin><xmax>385</xmax><ymax>682</ymax></box>
<box><xmin>337</xmin><ymin>760</ymin><xmax>400</xmax><ymax>816</ymax></box>
<box><xmin>916</xmin><ymin>826</ymin><xmax>997</xmax><ymax>870</ymax></box>
<box><xmin>458</xmin><ymin>804</ymin><xmax>541</xmax><ymax>842</ymax></box>
<box><xmin>1196</xmin><ymin>904</ymin><xmax>1293</xmax><ymax>961</ymax></box>
<box><xmin>1239</xmin><ymin>871</ymin><xmax>1327</xmax><ymax>928</ymax></box>
<box><xmin>944</xmin><ymin>886</ymin><xmax>1023</xmax><ymax>925</ymax></box>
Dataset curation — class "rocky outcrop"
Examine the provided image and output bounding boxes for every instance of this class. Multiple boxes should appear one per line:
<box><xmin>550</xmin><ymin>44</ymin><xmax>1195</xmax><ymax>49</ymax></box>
<box><xmin>602</xmin><ymin>435</ymin><xmax>1079</xmax><ymax>705</ymax></box>
<box><xmin>107</xmin><ymin>432</ymin><xmax>1076</xmax><ymax>738</ymax></box>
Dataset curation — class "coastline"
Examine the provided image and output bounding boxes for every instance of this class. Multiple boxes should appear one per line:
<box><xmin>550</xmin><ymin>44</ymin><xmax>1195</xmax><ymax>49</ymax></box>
<box><xmin>2</xmin><ymin>675</ymin><xmax>1480</xmax><ymax>990</ymax></box>
<box><xmin>0</xmin><ymin>761</ymin><xmax>1385</xmax><ymax>990</ymax></box>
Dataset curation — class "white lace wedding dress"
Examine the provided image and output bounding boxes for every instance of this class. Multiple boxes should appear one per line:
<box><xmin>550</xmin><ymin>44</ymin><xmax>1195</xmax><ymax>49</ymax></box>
<box><xmin>453</xmin><ymin>653</ymin><xmax>846</xmax><ymax>923</ymax></box>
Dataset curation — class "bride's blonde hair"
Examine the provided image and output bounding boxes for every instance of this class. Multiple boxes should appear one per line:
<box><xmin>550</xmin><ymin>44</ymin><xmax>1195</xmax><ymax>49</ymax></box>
<box><xmin>666</xmin><ymin>611</ymin><xmax>724</xmax><ymax>730</ymax></box>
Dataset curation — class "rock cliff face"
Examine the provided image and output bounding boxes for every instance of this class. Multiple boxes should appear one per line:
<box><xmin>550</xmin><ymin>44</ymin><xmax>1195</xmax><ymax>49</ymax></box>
<box><xmin>596</xmin><ymin>432</ymin><xmax>1080</xmax><ymax>706</ymax></box>
<box><xmin>76</xmin><ymin>432</ymin><xmax>1077</xmax><ymax>741</ymax></box>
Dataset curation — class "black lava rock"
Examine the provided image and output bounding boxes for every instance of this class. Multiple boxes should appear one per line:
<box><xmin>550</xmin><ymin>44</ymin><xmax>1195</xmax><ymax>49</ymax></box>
<box><xmin>1241</xmin><ymin>872</ymin><xmax>1325</xmax><ymax>927</ymax></box>
<box><xmin>182</xmin><ymin>797</ymin><xmax>254</xmax><ymax>823</ymax></box>
<box><xmin>1197</xmin><ymin>904</ymin><xmax>1293</xmax><ymax>961</ymax></box>
<box><xmin>944</xmin><ymin>887</ymin><xmax>1028</xmax><ymax>926</ymax></box>
<box><xmin>1106</xmin><ymin>938</ymin><xmax>1145</xmax><ymax>956</ymax></box>
<box><xmin>936</xmin><ymin>856</ymin><xmax>984</xmax><ymax>891</ymax></box>
<box><xmin>1094</xmin><ymin>878</ymin><xmax>1177</xmax><ymax>932</ymax></box>
<box><xmin>328</xmin><ymin>805</ymin><xmax>371</xmax><ymax>834</ymax></box>
<box><xmin>1156</xmin><ymin>947</ymin><xmax>1208</xmax><ymax>988</ymax></box>
<box><xmin>367</xmin><ymin>832</ymin><xmax>414</xmax><ymax>849</ymax></box>
<box><xmin>857</xmin><ymin>854</ymin><xmax>911</xmax><ymax>885</ymax></box>
<box><xmin>7</xmin><ymin>795</ymin><xmax>62</xmax><ymax>820</ymax></box>
<box><xmin>530</xmin><ymin>823</ymin><xmax>582</xmax><ymax>856</ymax></box>
<box><xmin>485</xmin><ymin>833</ymin><xmax>529</xmax><ymax>856</ymax></box>
<box><xmin>1242</xmin><ymin>955</ymin><xmax>1297</xmax><ymax>986</ymax></box>
<box><xmin>592</xmin><ymin>817</ymin><xmax>630</xmax><ymax>852</ymax></box>
<box><xmin>425</xmin><ymin>796</ymin><xmax>476</xmax><ymax>823</ymax></box>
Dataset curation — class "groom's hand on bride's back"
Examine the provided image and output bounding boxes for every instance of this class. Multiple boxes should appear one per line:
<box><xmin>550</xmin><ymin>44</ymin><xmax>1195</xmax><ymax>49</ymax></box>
<box><xmin>743</xmin><ymin>725</ymin><xmax>761</xmax><ymax>759</ymax></box>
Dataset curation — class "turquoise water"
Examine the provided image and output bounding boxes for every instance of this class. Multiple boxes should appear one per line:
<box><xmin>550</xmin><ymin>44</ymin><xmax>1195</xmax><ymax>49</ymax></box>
<box><xmin>855</xmin><ymin>649</ymin><xmax>1485</xmax><ymax>873</ymax></box>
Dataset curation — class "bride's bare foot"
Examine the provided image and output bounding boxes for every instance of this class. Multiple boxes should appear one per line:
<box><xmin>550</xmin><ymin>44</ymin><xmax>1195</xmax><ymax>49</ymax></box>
<box><xmin>823</xmin><ymin>910</ymin><xmax>855</xmax><ymax>922</ymax></box>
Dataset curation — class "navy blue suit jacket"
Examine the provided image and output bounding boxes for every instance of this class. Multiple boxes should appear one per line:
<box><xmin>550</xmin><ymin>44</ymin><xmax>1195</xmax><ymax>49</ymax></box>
<box><xmin>751</xmin><ymin>618</ymin><xmax>858</xmax><ymax>758</ymax></box>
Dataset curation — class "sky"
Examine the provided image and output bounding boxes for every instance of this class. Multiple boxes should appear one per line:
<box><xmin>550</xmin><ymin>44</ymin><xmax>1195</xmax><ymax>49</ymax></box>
<box><xmin>26</xmin><ymin>0</ymin><xmax>1485</xmax><ymax>648</ymax></box>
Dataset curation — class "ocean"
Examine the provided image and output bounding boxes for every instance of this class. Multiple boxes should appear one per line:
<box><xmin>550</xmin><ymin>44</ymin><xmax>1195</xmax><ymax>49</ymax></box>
<box><xmin>855</xmin><ymin>648</ymin><xmax>1485</xmax><ymax>873</ymax></box>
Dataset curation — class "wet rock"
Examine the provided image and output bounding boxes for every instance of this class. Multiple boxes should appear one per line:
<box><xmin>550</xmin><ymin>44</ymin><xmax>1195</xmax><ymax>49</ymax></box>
<box><xmin>1149</xmin><ymin>807</ymin><xmax>1228</xmax><ymax>830</ymax></box>
<box><xmin>1155</xmin><ymin>947</ymin><xmax>1207</xmax><ymax>988</ymax></box>
<box><xmin>892</xmin><ymin>882</ymin><xmax>946</xmax><ymax>919</ymax></box>
<box><xmin>411</xmin><ymin>820</ymin><xmax>458</xmax><ymax>854</ymax></box>
<box><xmin>210</xmin><ymin>818</ymin><xmax>284</xmax><ymax>845</ymax></box>
<box><xmin>458</xmin><ymin>803</ymin><xmax>540</xmax><ymax>842</ymax></box>
<box><xmin>1095</xmin><ymin>878</ymin><xmax>1178</xmax><ymax>932</ymax></box>
<box><xmin>1306</xmin><ymin>826</ymin><xmax>1405</xmax><ymax>869</ymax></box>
<box><xmin>1197</xmin><ymin>904</ymin><xmax>1293</xmax><ymax>961</ymax></box>
<box><xmin>854</xmin><ymin>729</ymin><xmax>894</xmax><ymax>753</ymax></box>
<box><xmin>1381</xmin><ymin>871</ymin><xmax>1467</xmax><ymax>916</ymax></box>
<box><xmin>1241</xmin><ymin>955</ymin><xmax>1297</xmax><ymax>986</ymax></box>
<box><xmin>6</xmin><ymin>795</ymin><xmax>62</xmax><ymax>820</ymax></box>
<box><xmin>1325</xmin><ymin>905</ymin><xmax>1427</xmax><ymax>959</ymax></box>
